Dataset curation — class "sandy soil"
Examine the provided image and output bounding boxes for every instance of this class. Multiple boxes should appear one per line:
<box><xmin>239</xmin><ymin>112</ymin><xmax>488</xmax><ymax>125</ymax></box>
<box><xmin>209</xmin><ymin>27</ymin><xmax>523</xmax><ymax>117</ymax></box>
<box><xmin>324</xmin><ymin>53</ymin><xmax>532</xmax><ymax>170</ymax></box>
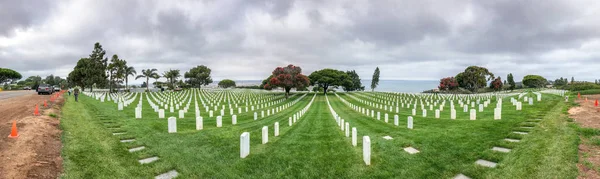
<box><xmin>0</xmin><ymin>92</ymin><xmax>64</xmax><ymax>179</ymax></box>
<box><xmin>570</xmin><ymin>95</ymin><xmax>600</xmax><ymax>179</ymax></box>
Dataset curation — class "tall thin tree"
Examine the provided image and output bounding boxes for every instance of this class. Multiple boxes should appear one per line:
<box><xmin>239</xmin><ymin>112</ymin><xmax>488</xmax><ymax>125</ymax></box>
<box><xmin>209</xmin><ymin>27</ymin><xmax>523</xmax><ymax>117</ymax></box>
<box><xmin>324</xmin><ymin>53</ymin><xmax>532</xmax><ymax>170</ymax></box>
<box><xmin>371</xmin><ymin>67</ymin><xmax>380</xmax><ymax>91</ymax></box>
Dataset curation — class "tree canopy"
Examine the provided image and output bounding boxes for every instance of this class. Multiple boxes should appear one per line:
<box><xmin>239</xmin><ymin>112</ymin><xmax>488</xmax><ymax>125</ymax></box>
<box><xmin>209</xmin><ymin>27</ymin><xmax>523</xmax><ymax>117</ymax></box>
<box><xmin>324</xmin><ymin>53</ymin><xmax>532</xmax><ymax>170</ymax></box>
<box><xmin>263</xmin><ymin>64</ymin><xmax>310</xmax><ymax>98</ymax></box>
<box><xmin>522</xmin><ymin>75</ymin><xmax>547</xmax><ymax>88</ymax></box>
<box><xmin>438</xmin><ymin>77</ymin><xmax>458</xmax><ymax>91</ymax></box>
<box><xmin>67</xmin><ymin>43</ymin><xmax>109</xmax><ymax>91</ymax></box>
<box><xmin>0</xmin><ymin>68</ymin><xmax>22</xmax><ymax>85</ymax></box>
<box><xmin>163</xmin><ymin>69</ymin><xmax>181</xmax><ymax>89</ymax></box>
<box><xmin>184</xmin><ymin>65</ymin><xmax>213</xmax><ymax>88</ymax></box>
<box><xmin>308</xmin><ymin>68</ymin><xmax>352</xmax><ymax>94</ymax></box>
<box><xmin>371</xmin><ymin>67</ymin><xmax>380</xmax><ymax>91</ymax></box>
<box><xmin>343</xmin><ymin>70</ymin><xmax>364</xmax><ymax>91</ymax></box>
<box><xmin>455</xmin><ymin>66</ymin><xmax>495</xmax><ymax>93</ymax></box>
<box><xmin>507</xmin><ymin>73</ymin><xmax>516</xmax><ymax>91</ymax></box>
<box><xmin>218</xmin><ymin>79</ymin><xmax>236</xmax><ymax>88</ymax></box>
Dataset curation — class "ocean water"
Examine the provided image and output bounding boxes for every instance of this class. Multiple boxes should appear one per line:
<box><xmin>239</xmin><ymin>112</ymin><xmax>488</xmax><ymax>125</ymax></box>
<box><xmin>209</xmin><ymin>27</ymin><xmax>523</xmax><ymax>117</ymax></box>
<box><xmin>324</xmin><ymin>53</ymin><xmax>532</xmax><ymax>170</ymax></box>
<box><xmin>232</xmin><ymin>80</ymin><xmax>439</xmax><ymax>93</ymax></box>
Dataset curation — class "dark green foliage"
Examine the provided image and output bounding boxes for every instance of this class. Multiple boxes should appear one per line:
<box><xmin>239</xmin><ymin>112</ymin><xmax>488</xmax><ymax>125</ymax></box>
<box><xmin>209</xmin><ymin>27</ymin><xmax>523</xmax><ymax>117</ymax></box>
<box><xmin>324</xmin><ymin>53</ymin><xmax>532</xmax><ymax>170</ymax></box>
<box><xmin>0</xmin><ymin>68</ymin><xmax>22</xmax><ymax>84</ymax></box>
<box><xmin>184</xmin><ymin>65</ymin><xmax>213</xmax><ymax>88</ymax></box>
<box><xmin>343</xmin><ymin>70</ymin><xmax>364</xmax><ymax>91</ymax></box>
<box><xmin>218</xmin><ymin>79</ymin><xmax>236</xmax><ymax>88</ymax></box>
<box><xmin>455</xmin><ymin>66</ymin><xmax>495</xmax><ymax>93</ymax></box>
<box><xmin>371</xmin><ymin>67</ymin><xmax>380</xmax><ymax>91</ymax></box>
<box><xmin>67</xmin><ymin>42</ymin><xmax>109</xmax><ymax>91</ymax></box>
<box><xmin>308</xmin><ymin>68</ymin><xmax>352</xmax><ymax>94</ymax></box>
<box><xmin>507</xmin><ymin>73</ymin><xmax>516</xmax><ymax>91</ymax></box>
<box><xmin>163</xmin><ymin>69</ymin><xmax>181</xmax><ymax>89</ymax></box>
<box><xmin>522</xmin><ymin>75</ymin><xmax>548</xmax><ymax>88</ymax></box>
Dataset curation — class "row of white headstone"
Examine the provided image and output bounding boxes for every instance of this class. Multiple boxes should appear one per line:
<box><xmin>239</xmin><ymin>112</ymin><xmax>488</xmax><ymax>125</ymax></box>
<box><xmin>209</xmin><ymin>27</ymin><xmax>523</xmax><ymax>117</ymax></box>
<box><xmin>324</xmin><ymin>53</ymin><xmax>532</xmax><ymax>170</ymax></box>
<box><xmin>240</xmin><ymin>94</ymin><xmax>317</xmax><ymax>158</ymax></box>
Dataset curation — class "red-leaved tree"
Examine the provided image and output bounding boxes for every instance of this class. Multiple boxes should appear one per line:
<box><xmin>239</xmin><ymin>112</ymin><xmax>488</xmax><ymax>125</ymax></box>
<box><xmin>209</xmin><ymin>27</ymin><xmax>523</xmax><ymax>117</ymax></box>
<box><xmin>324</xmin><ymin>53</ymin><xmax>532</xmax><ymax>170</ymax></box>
<box><xmin>491</xmin><ymin>77</ymin><xmax>503</xmax><ymax>91</ymax></box>
<box><xmin>265</xmin><ymin>64</ymin><xmax>310</xmax><ymax>98</ymax></box>
<box><xmin>439</xmin><ymin>77</ymin><xmax>459</xmax><ymax>91</ymax></box>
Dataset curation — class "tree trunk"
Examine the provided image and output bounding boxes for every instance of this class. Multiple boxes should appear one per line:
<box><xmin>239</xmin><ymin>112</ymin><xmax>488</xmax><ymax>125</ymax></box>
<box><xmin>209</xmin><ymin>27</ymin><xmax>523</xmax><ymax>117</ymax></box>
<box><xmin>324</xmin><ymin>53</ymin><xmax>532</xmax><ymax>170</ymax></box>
<box><xmin>146</xmin><ymin>78</ymin><xmax>149</xmax><ymax>92</ymax></box>
<box><xmin>285</xmin><ymin>87</ymin><xmax>291</xmax><ymax>99</ymax></box>
<box><xmin>125</xmin><ymin>78</ymin><xmax>128</xmax><ymax>91</ymax></box>
<box><xmin>323</xmin><ymin>86</ymin><xmax>328</xmax><ymax>94</ymax></box>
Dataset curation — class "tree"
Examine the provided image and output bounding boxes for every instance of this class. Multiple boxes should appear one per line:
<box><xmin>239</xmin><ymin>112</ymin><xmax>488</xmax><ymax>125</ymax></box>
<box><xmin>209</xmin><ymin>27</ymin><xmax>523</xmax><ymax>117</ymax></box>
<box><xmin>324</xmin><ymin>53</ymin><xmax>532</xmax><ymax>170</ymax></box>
<box><xmin>343</xmin><ymin>70</ymin><xmax>365</xmax><ymax>91</ymax></box>
<box><xmin>261</xmin><ymin>75</ymin><xmax>273</xmax><ymax>90</ymax></box>
<box><xmin>184</xmin><ymin>65</ymin><xmax>212</xmax><ymax>88</ymax></box>
<box><xmin>44</xmin><ymin>74</ymin><xmax>56</xmax><ymax>86</ymax></box>
<box><xmin>438</xmin><ymin>77</ymin><xmax>459</xmax><ymax>91</ymax></box>
<box><xmin>107</xmin><ymin>55</ymin><xmax>126</xmax><ymax>92</ymax></box>
<box><xmin>141</xmin><ymin>82</ymin><xmax>147</xmax><ymax>88</ymax></box>
<box><xmin>163</xmin><ymin>69</ymin><xmax>181</xmax><ymax>89</ymax></box>
<box><xmin>124</xmin><ymin>66</ymin><xmax>136</xmax><ymax>90</ymax></box>
<box><xmin>263</xmin><ymin>64</ymin><xmax>310</xmax><ymax>98</ymax></box>
<box><xmin>218</xmin><ymin>79</ymin><xmax>236</xmax><ymax>88</ymax></box>
<box><xmin>507</xmin><ymin>73</ymin><xmax>516</xmax><ymax>91</ymax></box>
<box><xmin>554</xmin><ymin>77</ymin><xmax>568</xmax><ymax>87</ymax></box>
<box><xmin>0</xmin><ymin>68</ymin><xmax>22</xmax><ymax>85</ymax></box>
<box><xmin>308</xmin><ymin>68</ymin><xmax>352</xmax><ymax>94</ymax></box>
<box><xmin>490</xmin><ymin>77</ymin><xmax>503</xmax><ymax>91</ymax></box>
<box><xmin>371</xmin><ymin>67</ymin><xmax>380</xmax><ymax>91</ymax></box>
<box><xmin>571</xmin><ymin>77</ymin><xmax>575</xmax><ymax>84</ymax></box>
<box><xmin>522</xmin><ymin>75</ymin><xmax>547</xmax><ymax>88</ymax></box>
<box><xmin>136</xmin><ymin>68</ymin><xmax>159</xmax><ymax>92</ymax></box>
<box><xmin>456</xmin><ymin>66</ymin><xmax>495</xmax><ymax>93</ymax></box>
<box><xmin>67</xmin><ymin>43</ymin><xmax>109</xmax><ymax>92</ymax></box>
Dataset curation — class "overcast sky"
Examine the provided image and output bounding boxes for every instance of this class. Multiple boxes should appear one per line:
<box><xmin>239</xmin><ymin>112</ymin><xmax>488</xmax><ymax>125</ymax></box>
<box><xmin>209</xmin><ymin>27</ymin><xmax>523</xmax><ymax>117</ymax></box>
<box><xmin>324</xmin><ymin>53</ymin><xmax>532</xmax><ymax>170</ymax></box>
<box><xmin>1</xmin><ymin>0</ymin><xmax>599</xmax><ymax>84</ymax></box>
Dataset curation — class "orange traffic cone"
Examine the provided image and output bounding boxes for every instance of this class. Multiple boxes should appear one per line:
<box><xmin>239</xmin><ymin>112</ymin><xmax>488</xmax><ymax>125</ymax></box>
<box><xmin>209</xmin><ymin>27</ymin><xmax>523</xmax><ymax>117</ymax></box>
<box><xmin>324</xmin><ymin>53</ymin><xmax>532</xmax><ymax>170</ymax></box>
<box><xmin>578</xmin><ymin>93</ymin><xmax>581</xmax><ymax>99</ymax></box>
<box><xmin>595</xmin><ymin>99</ymin><xmax>599</xmax><ymax>107</ymax></box>
<box><xmin>44</xmin><ymin>100</ymin><xmax>48</xmax><ymax>107</ymax></box>
<box><xmin>586</xmin><ymin>98</ymin><xmax>588</xmax><ymax>102</ymax></box>
<box><xmin>34</xmin><ymin>104</ymin><xmax>40</xmax><ymax>116</ymax></box>
<box><xmin>8</xmin><ymin>120</ymin><xmax>18</xmax><ymax>138</ymax></box>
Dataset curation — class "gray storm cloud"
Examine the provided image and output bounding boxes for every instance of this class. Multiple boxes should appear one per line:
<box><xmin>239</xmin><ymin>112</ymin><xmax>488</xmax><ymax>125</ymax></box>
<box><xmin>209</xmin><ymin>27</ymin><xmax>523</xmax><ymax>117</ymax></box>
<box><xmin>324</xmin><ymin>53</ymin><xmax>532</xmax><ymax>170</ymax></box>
<box><xmin>1</xmin><ymin>0</ymin><xmax>599</xmax><ymax>84</ymax></box>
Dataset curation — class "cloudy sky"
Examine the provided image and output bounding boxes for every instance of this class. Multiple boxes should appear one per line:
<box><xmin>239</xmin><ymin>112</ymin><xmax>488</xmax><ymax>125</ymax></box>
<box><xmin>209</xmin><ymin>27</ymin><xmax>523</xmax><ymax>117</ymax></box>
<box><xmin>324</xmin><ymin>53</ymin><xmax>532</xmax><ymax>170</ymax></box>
<box><xmin>1</xmin><ymin>0</ymin><xmax>599</xmax><ymax>84</ymax></box>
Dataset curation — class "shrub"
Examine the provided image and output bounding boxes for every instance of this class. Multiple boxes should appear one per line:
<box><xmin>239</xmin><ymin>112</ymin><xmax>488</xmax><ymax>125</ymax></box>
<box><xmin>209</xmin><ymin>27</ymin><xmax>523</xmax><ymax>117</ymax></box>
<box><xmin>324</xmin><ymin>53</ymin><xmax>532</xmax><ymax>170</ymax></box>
<box><xmin>566</xmin><ymin>82</ymin><xmax>600</xmax><ymax>91</ymax></box>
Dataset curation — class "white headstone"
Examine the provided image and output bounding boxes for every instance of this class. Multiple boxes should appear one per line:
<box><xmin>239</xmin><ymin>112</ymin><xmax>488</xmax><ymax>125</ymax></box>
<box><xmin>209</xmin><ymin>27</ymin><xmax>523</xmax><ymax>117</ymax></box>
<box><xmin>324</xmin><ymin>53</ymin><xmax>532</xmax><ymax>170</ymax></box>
<box><xmin>451</xmin><ymin>109</ymin><xmax>456</xmax><ymax>120</ymax></box>
<box><xmin>422</xmin><ymin>109</ymin><xmax>427</xmax><ymax>117</ymax></box>
<box><xmin>408</xmin><ymin>116</ymin><xmax>414</xmax><ymax>129</ymax></box>
<box><xmin>254</xmin><ymin>112</ymin><xmax>258</xmax><ymax>120</ymax></box>
<box><xmin>363</xmin><ymin>136</ymin><xmax>371</xmax><ymax>166</ymax></box>
<box><xmin>232</xmin><ymin>115</ymin><xmax>237</xmax><ymax>125</ymax></box>
<box><xmin>179</xmin><ymin>110</ymin><xmax>184</xmax><ymax>118</ymax></box>
<box><xmin>470</xmin><ymin>109</ymin><xmax>476</xmax><ymax>120</ymax></box>
<box><xmin>118</xmin><ymin>102</ymin><xmax>123</xmax><ymax>110</ymax></box>
<box><xmin>216</xmin><ymin>116</ymin><xmax>223</xmax><ymax>127</ymax></box>
<box><xmin>394</xmin><ymin>115</ymin><xmax>399</xmax><ymax>126</ymax></box>
<box><xmin>159</xmin><ymin>109</ymin><xmax>165</xmax><ymax>119</ymax></box>
<box><xmin>352</xmin><ymin>127</ymin><xmax>357</xmax><ymax>147</ymax></box>
<box><xmin>384</xmin><ymin>113</ymin><xmax>389</xmax><ymax>123</ymax></box>
<box><xmin>435</xmin><ymin>109</ymin><xmax>440</xmax><ymax>119</ymax></box>
<box><xmin>209</xmin><ymin>110</ymin><xmax>214</xmax><ymax>117</ymax></box>
<box><xmin>262</xmin><ymin>126</ymin><xmax>268</xmax><ymax>144</ymax></box>
<box><xmin>494</xmin><ymin>108</ymin><xmax>501</xmax><ymax>120</ymax></box>
<box><xmin>345</xmin><ymin>123</ymin><xmax>350</xmax><ymax>137</ymax></box>
<box><xmin>274</xmin><ymin>122</ymin><xmax>279</xmax><ymax>137</ymax></box>
<box><xmin>240</xmin><ymin>132</ymin><xmax>250</xmax><ymax>158</ymax></box>
<box><xmin>479</xmin><ymin>104</ymin><xmax>483</xmax><ymax>112</ymax></box>
<box><xmin>196</xmin><ymin>117</ymin><xmax>203</xmax><ymax>130</ymax></box>
<box><xmin>168</xmin><ymin>117</ymin><xmax>177</xmax><ymax>133</ymax></box>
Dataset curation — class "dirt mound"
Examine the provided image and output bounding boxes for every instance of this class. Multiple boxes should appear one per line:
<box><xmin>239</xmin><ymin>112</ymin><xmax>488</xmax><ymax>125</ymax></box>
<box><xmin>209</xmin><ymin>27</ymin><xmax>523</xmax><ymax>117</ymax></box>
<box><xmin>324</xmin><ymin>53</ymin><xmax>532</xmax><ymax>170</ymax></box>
<box><xmin>572</xmin><ymin>95</ymin><xmax>600</xmax><ymax>179</ymax></box>
<box><xmin>0</xmin><ymin>93</ymin><xmax>64</xmax><ymax>179</ymax></box>
<box><xmin>570</xmin><ymin>95</ymin><xmax>600</xmax><ymax>129</ymax></box>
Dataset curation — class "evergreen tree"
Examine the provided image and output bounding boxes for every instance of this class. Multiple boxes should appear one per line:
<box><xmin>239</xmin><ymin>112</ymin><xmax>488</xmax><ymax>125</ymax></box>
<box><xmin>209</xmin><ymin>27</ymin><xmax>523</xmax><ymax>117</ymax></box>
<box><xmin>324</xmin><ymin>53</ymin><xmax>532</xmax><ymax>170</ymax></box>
<box><xmin>371</xmin><ymin>67</ymin><xmax>380</xmax><ymax>91</ymax></box>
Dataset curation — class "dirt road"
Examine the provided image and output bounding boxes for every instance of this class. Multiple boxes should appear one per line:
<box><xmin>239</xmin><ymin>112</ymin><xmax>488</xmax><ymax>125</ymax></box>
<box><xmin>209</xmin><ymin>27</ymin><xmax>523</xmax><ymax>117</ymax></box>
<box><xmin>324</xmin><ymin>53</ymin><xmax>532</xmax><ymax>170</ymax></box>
<box><xmin>0</xmin><ymin>92</ymin><xmax>63</xmax><ymax>179</ymax></box>
<box><xmin>570</xmin><ymin>95</ymin><xmax>600</xmax><ymax>179</ymax></box>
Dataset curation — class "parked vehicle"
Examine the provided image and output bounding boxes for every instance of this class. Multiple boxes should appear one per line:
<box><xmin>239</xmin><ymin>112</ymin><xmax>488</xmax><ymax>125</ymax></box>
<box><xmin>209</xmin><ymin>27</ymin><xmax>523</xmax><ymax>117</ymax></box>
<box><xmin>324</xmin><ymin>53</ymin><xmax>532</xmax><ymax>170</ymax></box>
<box><xmin>37</xmin><ymin>84</ymin><xmax>54</xmax><ymax>95</ymax></box>
<box><xmin>54</xmin><ymin>85</ymin><xmax>61</xmax><ymax>92</ymax></box>
<box><xmin>23</xmin><ymin>86</ymin><xmax>31</xmax><ymax>90</ymax></box>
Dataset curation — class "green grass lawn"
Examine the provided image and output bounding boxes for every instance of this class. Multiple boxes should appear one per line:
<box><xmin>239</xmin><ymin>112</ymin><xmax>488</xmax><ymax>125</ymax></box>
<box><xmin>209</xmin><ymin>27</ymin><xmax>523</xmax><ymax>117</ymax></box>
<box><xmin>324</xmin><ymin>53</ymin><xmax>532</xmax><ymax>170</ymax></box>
<box><xmin>60</xmin><ymin>90</ymin><xmax>579</xmax><ymax>178</ymax></box>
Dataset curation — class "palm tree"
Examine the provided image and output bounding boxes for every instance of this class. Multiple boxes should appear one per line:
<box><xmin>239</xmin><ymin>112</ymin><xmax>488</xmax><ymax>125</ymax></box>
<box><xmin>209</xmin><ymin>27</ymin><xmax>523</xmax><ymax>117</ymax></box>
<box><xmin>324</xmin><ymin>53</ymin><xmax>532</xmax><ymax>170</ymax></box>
<box><xmin>135</xmin><ymin>69</ymin><xmax>158</xmax><ymax>92</ymax></box>
<box><xmin>124</xmin><ymin>66</ymin><xmax>136</xmax><ymax>91</ymax></box>
<box><xmin>162</xmin><ymin>69</ymin><xmax>181</xmax><ymax>89</ymax></box>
